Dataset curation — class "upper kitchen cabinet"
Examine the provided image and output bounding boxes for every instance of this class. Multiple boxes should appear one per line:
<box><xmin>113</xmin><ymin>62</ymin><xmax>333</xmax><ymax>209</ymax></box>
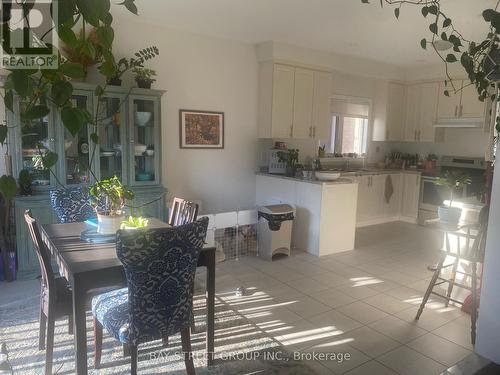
<box><xmin>258</xmin><ymin>62</ymin><xmax>332</xmax><ymax>139</ymax></box>
<box><xmin>437</xmin><ymin>80</ymin><xmax>486</xmax><ymax>124</ymax></box>
<box><xmin>373</xmin><ymin>81</ymin><xmax>406</xmax><ymax>141</ymax></box>
<box><xmin>312</xmin><ymin>71</ymin><xmax>333</xmax><ymax>139</ymax></box>
<box><xmin>404</xmin><ymin>82</ymin><xmax>440</xmax><ymax>142</ymax></box>
<box><xmin>292</xmin><ymin>68</ymin><xmax>314</xmax><ymax>138</ymax></box>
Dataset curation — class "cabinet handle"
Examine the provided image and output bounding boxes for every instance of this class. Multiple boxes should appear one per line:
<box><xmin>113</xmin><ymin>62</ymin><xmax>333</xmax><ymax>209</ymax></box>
<box><xmin>414</xmin><ymin>130</ymin><xmax>417</xmax><ymax>141</ymax></box>
<box><xmin>459</xmin><ymin>104</ymin><xmax>463</xmax><ymax>117</ymax></box>
<box><xmin>386</xmin><ymin>130</ymin><xmax>389</xmax><ymax>140</ymax></box>
<box><xmin>309</xmin><ymin>126</ymin><xmax>312</xmax><ymax>137</ymax></box>
<box><xmin>290</xmin><ymin>125</ymin><xmax>293</xmax><ymax>138</ymax></box>
<box><xmin>455</xmin><ymin>105</ymin><xmax>458</xmax><ymax>117</ymax></box>
<box><xmin>418</xmin><ymin>130</ymin><xmax>421</xmax><ymax>141</ymax></box>
<box><xmin>313</xmin><ymin>126</ymin><xmax>316</xmax><ymax>138</ymax></box>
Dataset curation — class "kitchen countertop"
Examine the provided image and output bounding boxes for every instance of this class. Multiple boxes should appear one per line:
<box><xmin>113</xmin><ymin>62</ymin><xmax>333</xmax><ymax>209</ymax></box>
<box><xmin>257</xmin><ymin>168</ymin><xmax>422</xmax><ymax>184</ymax></box>
<box><xmin>336</xmin><ymin>168</ymin><xmax>422</xmax><ymax>176</ymax></box>
<box><xmin>256</xmin><ymin>172</ymin><xmax>356</xmax><ymax>185</ymax></box>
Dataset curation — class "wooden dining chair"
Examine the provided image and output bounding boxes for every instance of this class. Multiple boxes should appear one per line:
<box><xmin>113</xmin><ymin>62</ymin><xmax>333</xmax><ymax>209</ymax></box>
<box><xmin>92</xmin><ymin>218</ymin><xmax>209</xmax><ymax>375</ymax></box>
<box><xmin>24</xmin><ymin>210</ymin><xmax>73</xmax><ymax>375</ymax></box>
<box><xmin>168</xmin><ymin>197</ymin><xmax>199</xmax><ymax>227</ymax></box>
<box><xmin>49</xmin><ymin>187</ymin><xmax>109</xmax><ymax>223</ymax></box>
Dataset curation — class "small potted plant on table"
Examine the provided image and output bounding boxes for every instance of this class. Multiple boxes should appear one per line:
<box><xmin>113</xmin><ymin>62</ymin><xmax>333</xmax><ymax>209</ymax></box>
<box><xmin>120</xmin><ymin>216</ymin><xmax>149</xmax><ymax>230</ymax></box>
<box><xmin>90</xmin><ymin>176</ymin><xmax>135</xmax><ymax>234</ymax></box>
<box><xmin>435</xmin><ymin>171</ymin><xmax>472</xmax><ymax>225</ymax></box>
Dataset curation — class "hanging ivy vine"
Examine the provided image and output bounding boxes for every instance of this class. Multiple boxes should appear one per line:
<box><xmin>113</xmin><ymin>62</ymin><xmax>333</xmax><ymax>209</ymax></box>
<box><xmin>361</xmin><ymin>0</ymin><xmax>500</xmax><ymax>102</ymax></box>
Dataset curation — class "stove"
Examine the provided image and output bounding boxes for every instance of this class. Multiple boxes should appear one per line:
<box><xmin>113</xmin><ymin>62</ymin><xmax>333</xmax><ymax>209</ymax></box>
<box><xmin>418</xmin><ymin>156</ymin><xmax>487</xmax><ymax>224</ymax></box>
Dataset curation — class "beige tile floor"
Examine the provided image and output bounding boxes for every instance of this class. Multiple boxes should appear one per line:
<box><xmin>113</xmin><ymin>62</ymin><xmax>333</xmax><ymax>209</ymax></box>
<box><xmin>212</xmin><ymin>221</ymin><xmax>475</xmax><ymax>374</ymax></box>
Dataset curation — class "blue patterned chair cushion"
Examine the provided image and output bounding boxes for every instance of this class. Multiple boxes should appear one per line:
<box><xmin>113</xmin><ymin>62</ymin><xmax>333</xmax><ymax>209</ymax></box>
<box><xmin>91</xmin><ymin>217</ymin><xmax>208</xmax><ymax>346</ymax></box>
<box><xmin>92</xmin><ymin>288</ymin><xmax>130</xmax><ymax>343</ymax></box>
<box><xmin>49</xmin><ymin>187</ymin><xmax>96</xmax><ymax>223</ymax></box>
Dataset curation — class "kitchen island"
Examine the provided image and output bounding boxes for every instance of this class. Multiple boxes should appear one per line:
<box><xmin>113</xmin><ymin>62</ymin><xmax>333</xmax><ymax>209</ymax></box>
<box><xmin>256</xmin><ymin>173</ymin><xmax>358</xmax><ymax>256</ymax></box>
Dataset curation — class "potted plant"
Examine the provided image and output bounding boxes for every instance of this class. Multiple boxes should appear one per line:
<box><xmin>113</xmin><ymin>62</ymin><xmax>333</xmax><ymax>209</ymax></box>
<box><xmin>277</xmin><ymin>149</ymin><xmax>299</xmax><ymax>177</ymax></box>
<box><xmin>107</xmin><ymin>75</ymin><xmax>122</xmax><ymax>86</ymax></box>
<box><xmin>133</xmin><ymin>67</ymin><xmax>157</xmax><ymax>89</ymax></box>
<box><xmin>89</xmin><ymin>176</ymin><xmax>135</xmax><ymax>234</ymax></box>
<box><xmin>18</xmin><ymin>170</ymin><xmax>32</xmax><ymax>196</ymax></box>
<box><xmin>434</xmin><ymin>171</ymin><xmax>472</xmax><ymax>224</ymax></box>
<box><xmin>120</xmin><ymin>216</ymin><xmax>149</xmax><ymax>230</ymax></box>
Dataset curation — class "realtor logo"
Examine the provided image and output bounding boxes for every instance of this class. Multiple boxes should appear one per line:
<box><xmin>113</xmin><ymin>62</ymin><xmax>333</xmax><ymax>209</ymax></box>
<box><xmin>1</xmin><ymin>0</ymin><xmax>58</xmax><ymax>69</ymax></box>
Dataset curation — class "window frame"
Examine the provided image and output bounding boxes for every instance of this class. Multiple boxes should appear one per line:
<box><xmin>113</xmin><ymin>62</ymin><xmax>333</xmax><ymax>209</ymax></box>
<box><xmin>327</xmin><ymin>95</ymin><xmax>372</xmax><ymax>158</ymax></box>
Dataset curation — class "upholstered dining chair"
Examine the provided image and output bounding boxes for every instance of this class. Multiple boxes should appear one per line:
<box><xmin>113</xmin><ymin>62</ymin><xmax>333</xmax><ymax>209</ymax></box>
<box><xmin>24</xmin><ymin>210</ymin><xmax>74</xmax><ymax>375</ymax></box>
<box><xmin>92</xmin><ymin>217</ymin><xmax>208</xmax><ymax>375</ymax></box>
<box><xmin>168</xmin><ymin>197</ymin><xmax>199</xmax><ymax>227</ymax></box>
<box><xmin>49</xmin><ymin>187</ymin><xmax>97</xmax><ymax>223</ymax></box>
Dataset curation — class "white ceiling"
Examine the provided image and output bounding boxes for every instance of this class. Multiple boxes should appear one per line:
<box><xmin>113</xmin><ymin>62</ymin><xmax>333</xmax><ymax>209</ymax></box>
<box><xmin>133</xmin><ymin>0</ymin><xmax>494</xmax><ymax>67</ymax></box>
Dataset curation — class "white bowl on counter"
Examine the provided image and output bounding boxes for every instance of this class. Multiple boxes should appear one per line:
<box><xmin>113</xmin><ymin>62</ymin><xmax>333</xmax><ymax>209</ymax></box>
<box><xmin>315</xmin><ymin>171</ymin><xmax>341</xmax><ymax>181</ymax></box>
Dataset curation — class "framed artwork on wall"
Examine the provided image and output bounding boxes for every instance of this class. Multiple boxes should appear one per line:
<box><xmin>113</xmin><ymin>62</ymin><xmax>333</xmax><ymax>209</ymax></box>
<box><xmin>179</xmin><ymin>109</ymin><xmax>224</xmax><ymax>149</ymax></box>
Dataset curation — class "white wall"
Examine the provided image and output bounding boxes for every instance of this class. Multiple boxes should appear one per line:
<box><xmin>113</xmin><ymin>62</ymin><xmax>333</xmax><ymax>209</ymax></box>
<box><xmin>476</xmin><ymin>161</ymin><xmax>500</xmax><ymax>362</ymax></box>
<box><xmin>112</xmin><ymin>8</ymin><xmax>258</xmax><ymax>213</ymax></box>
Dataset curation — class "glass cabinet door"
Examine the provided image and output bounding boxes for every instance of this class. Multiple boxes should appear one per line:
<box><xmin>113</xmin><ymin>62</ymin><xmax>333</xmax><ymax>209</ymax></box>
<box><xmin>62</xmin><ymin>94</ymin><xmax>91</xmax><ymax>185</ymax></box>
<box><xmin>96</xmin><ymin>95</ymin><xmax>126</xmax><ymax>181</ymax></box>
<box><xmin>19</xmin><ymin>101</ymin><xmax>53</xmax><ymax>188</ymax></box>
<box><xmin>129</xmin><ymin>96</ymin><xmax>160</xmax><ymax>185</ymax></box>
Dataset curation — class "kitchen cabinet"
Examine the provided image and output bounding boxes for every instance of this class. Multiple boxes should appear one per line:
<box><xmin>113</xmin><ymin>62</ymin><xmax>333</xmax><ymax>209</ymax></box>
<box><xmin>258</xmin><ymin>62</ymin><xmax>332</xmax><ymax>139</ymax></box>
<box><xmin>271</xmin><ymin>64</ymin><xmax>295</xmax><ymax>138</ymax></box>
<box><xmin>312</xmin><ymin>71</ymin><xmax>333</xmax><ymax>139</ymax></box>
<box><xmin>404</xmin><ymin>82</ymin><xmax>439</xmax><ymax>142</ymax></box>
<box><xmin>400</xmin><ymin>172</ymin><xmax>421</xmax><ymax>222</ymax></box>
<box><xmin>437</xmin><ymin>80</ymin><xmax>486</xmax><ymax>122</ymax></box>
<box><xmin>355</xmin><ymin>173</ymin><xmax>401</xmax><ymax>227</ymax></box>
<box><xmin>292</xmin><ymin>68</ymin><xmax>314</xmax><ymax>138</ymax></box>
<box><xmin>373</xmin><ymin>81</ymin><xmax>406</xmax><ymax>141</ymax></box>
<box><xmin>418</xmin><ymin>82</ymin><xmax>439</xmax><ymax>141</ymax></box>
<box><xmin>256</xmin><ymin>174</ymin><xmax>358</xmax><ymax>256</ymax></box>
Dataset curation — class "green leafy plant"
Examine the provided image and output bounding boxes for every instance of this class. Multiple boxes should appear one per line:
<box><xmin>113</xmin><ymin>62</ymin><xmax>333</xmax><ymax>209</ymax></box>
<box><xmin>0</xmin><ymin>1</ymin><xmax>159</xmax><ymax>186</ymax></box>
<box><xmin>133</xmin><ymin>67</ymin><xmax>157</xmax><ymax>87</ymax></box>
<box><xmin>361</xmin><ymin>1</ymin><xmax>500</xmax><ymax>112</ymax></box>
<box><xmin>89</xmin><ymin>176</ymin><xmax>135</xmax><ymax>216</ymax></box>
<box><xmin>434</xmin><ymin>171</ymin><xmax>472</xmax><ymax>206</ymax></box>
<box><xmin>120</xmin><ymin>215</ymin><xmax>149</xmax><ymax>229</ymax></box>
<box><xmin>277</xmin><ymin>149</ymin><xmax>299</xmax><ymax>168</ymax></box>
<box><xmin>18</xmin><ymin>170</ymin><xmax>31</xmax><ymax>187</ymax></box>
<box><xmin>109</xmin><ymin>47</ymin><xmax>160</xmax><ymax>84</ymax></box>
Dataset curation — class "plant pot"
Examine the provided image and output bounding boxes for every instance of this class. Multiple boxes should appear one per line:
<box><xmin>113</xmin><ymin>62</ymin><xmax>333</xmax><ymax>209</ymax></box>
<box><xmin>97</xmin><ymin>212</ymin><xmax>125</xmax><ymax>234</ymax></box>
<box><xmin>136</xmin><ymin>79</ymin><xmax>152</xmax><ymax>89</ymax></box>
<box><xmin>438</xmin><ymin>205</ymin><xmax>462</xmax><ymax>225</ymax></box>
<box><xmin>107</xmin><ymin>76</ymin><xmax>122</xmax><ymax>86</ymax></box>
<box><xmin>19</xmin><ymin>184</ymin><xmax>32</xmax><ymax>196</ymax></box>
<box><xmin>285</xmin><ymin>166</ymin><xmax>296</xmax><ymax>177</ymax></box>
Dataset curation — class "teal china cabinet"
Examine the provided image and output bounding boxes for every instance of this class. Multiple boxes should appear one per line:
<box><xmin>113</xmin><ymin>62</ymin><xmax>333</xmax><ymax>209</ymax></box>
<box><xmin>8</xmin><ymin>83</ymin><xmax>167</xmax><ymax>279</ymax></box>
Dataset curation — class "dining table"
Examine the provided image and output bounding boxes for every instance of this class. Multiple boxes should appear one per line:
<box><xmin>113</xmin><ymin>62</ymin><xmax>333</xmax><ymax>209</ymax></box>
<box><xmin>40</xmin><ymin>218</ymin><xmax>216</xmax><ymax>375</ymax></box>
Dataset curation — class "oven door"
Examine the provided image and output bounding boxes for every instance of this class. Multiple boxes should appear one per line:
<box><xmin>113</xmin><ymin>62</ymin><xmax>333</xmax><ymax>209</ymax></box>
<box><xmin>419</xmin><ymin>177</ymin><xmax>449</xmax><ymax>212</ymax></box>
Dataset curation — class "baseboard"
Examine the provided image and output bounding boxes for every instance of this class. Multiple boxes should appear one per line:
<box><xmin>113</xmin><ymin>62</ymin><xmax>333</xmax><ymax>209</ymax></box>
<box><xmin>399</xmin><ymin>216</ymin><xmax>418</xmax><ymax>224</ymax></box>
<box><xmin>356</xmin><ymin>216</ymin><xmax>401</xmax><ymax>228</ymax></box>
